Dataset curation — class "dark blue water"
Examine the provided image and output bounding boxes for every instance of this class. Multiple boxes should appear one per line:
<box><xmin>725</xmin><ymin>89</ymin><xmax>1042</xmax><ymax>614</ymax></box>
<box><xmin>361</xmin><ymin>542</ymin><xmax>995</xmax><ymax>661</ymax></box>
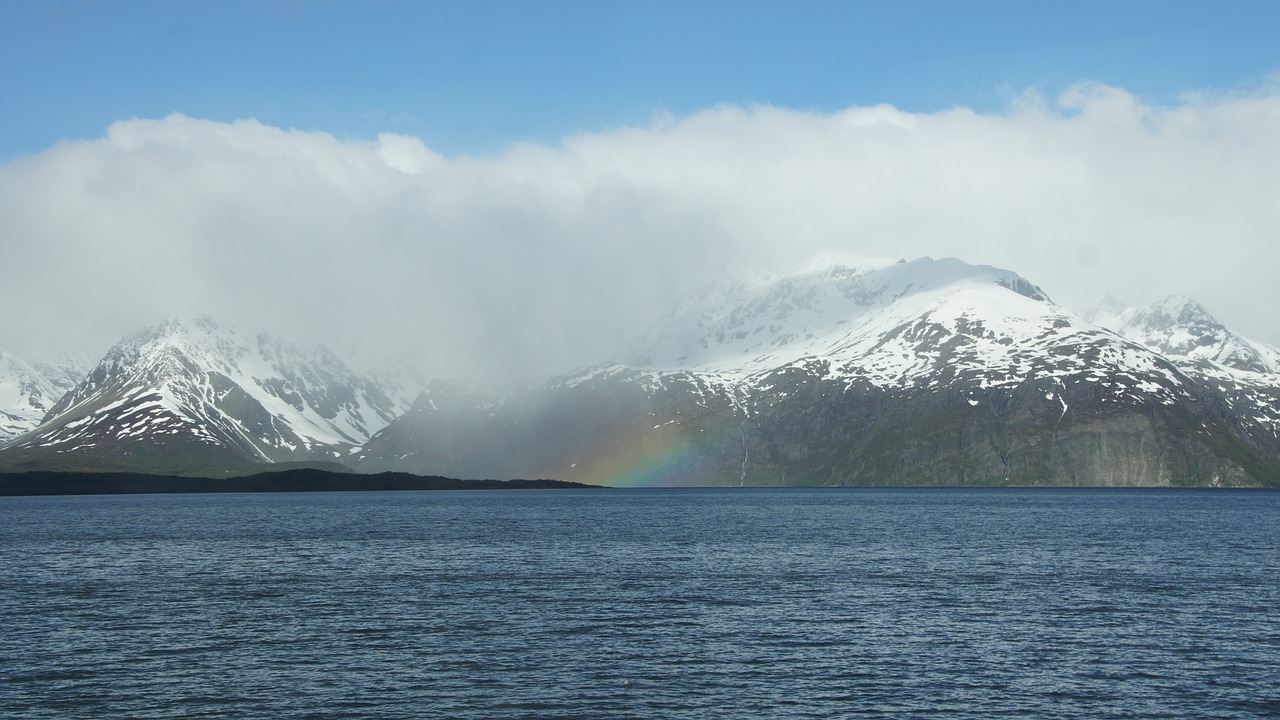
<box><xmin>2</xmin><ymin>488</ymin><xmax>1278</xmax><ymax>719</ymax></box>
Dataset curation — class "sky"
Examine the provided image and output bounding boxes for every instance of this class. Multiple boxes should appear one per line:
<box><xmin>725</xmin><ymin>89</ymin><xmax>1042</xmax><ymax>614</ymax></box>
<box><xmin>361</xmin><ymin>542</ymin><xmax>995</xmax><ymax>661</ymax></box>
<box><xmin>2</xmin><ymin>0</ymin><xmax>1279</xmax><ymax>380</ymax></box>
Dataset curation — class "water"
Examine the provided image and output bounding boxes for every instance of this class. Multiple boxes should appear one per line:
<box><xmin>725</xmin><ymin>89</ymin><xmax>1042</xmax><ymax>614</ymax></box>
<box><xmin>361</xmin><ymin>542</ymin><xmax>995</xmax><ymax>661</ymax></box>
<box><xmin>2</xmin><ymin>488</ymin><xmax>1278</xmax><ymax>719</ymax></box>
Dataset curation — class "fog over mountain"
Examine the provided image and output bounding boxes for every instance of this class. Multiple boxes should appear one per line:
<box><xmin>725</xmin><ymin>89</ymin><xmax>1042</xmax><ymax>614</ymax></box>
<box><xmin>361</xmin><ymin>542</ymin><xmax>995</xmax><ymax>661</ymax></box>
<box><xmin>2</xmin><ymin>82</ymin><xmax>1279</xmax><ymax>381</ymax></box>
<box><xmin>6</xmin><ymin>255</ymin><xmax>1276</xmax><ymax>485</ymax></box>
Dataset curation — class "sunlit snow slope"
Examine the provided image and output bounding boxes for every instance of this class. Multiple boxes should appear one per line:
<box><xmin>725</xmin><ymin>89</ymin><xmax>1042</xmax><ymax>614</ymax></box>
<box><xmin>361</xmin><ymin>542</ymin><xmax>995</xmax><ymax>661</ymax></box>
<box><xmin>2</xmin><ymin>318</ymin><xmax>418</xmax><ymax>473</ymax></box>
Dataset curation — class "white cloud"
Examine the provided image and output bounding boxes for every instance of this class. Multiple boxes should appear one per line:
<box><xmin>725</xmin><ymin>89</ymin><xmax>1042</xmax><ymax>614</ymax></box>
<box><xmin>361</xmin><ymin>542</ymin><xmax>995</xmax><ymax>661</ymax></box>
<box><xmin>2</xmin><ymin>84</ymin><xmax>1279</xmax><ymax>380</ymax></box>
<box><xmin>375</xmin><ymin>133</ymin><xmax>441</xmax><ymax>175</ymax></box>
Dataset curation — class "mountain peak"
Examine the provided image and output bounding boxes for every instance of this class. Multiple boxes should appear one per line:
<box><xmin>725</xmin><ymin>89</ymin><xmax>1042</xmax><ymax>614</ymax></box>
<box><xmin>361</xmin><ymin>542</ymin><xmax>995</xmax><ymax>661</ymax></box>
<box><xmin>1147</xmin><ymin>294</ymin><xmax>1212</xmax><ymax>324</ymax></box>
<box><xmin>6</xmin><ymin>318</ymin><xmax>421</xmax><ymax>470</ymax></box>
<box><xmin>1093</xmin><ymin>295</ymin><xmax>1279</xmax><ymax>374</ymax></box>
<box><xmin>622</xmin><ymin>255</ymin><xmax>1053</xmax><ymax>374</ymax></box>
<box><xmin>784</xmin><ymin>251</ymin><xmax>902</xmax><ymax>278</ymax></box>
<box><xmin>1</xmin><ymin>349</ymin><xmax>96</xmax><ymax>443</ymax></box>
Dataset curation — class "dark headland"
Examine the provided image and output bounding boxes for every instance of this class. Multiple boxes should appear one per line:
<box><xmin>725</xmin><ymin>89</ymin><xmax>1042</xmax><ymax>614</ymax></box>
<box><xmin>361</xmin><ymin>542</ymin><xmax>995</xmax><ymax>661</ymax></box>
<box><xmin>0</xmin><ymin>468</ymin><xmax>598</xmax><ymax>497</ymax></box>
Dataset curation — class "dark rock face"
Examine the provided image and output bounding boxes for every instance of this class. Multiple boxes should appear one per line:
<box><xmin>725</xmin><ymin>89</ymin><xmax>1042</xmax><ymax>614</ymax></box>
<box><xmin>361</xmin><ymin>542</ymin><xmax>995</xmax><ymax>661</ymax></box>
<box><xmin>740</xmin><ymin>371</ymin><xmax>1268</xmax><ymax>487</ymax></box>
<box><xmin>355</xmin><ymin>358</ymin><xmax>1279</xmax><ymax>487</ymax></box>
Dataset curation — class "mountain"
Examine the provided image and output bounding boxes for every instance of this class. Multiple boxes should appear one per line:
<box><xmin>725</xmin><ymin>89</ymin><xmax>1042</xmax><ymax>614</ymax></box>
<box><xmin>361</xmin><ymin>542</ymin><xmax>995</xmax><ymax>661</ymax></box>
<box><xmin>1089</xmin><ymin>295</ymin><xmax>1280</xmax><ymax>374</ymax></box>
<box><xmin>0</xmin><ymin>318</ymin><xmax>419</xmax><ymax>475</ymax></box>
<box><xmin>0</xmin><ymin>350</ymin><xmax>93</xmax><ymax>442</ymax></box>
<box><xmin>622</xmin><ymin>253</ymin><xmax>1050</xmax><ymax>374</ymax></box>
<box><xmin>355</xmin><ymin>256</ymin><xmax>1280</xmax><ymax>487</ymax></box>
<box><xmin>4</xmin><ymin>258</ymin><xmax>1276</xmax><ymax>486</ymax></box>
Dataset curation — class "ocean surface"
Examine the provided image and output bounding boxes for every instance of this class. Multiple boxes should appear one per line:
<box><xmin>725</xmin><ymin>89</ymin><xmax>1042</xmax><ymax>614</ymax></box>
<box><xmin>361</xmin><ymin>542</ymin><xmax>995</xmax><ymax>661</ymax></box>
<box><xmin>1</xmin><ymin>487</ymin><xmax>1278</xmax><ymax>719</ymax></box>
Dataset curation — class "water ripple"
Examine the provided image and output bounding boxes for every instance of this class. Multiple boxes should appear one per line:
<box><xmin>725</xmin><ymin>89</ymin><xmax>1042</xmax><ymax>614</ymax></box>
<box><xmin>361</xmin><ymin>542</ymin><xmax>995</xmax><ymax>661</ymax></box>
<box><xmin>2</xmin><ymin>488</ymin><xmax>1278</xmax><ymax>719</ymax></box>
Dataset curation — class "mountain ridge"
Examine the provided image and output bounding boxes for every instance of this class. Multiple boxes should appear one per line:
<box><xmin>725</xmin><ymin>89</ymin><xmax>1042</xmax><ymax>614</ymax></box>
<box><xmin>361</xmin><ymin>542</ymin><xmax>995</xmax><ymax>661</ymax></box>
<box><xmin>356</xmin><ymin>256</ymin><xmax>1280</xmax><ymax>487</ymax></box>
<box><xmin>3</xmin><ymin>256</ymin><xmax>1278</xmax><ymax>486</ymax></box>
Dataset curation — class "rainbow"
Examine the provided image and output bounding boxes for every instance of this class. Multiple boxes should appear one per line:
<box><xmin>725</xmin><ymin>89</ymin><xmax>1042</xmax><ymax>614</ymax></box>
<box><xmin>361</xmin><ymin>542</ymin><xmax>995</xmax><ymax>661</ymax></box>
<box><xmin>565</xmin><ymin>424</ymin><xmax>724</xmax><ymax>487</ymax></box>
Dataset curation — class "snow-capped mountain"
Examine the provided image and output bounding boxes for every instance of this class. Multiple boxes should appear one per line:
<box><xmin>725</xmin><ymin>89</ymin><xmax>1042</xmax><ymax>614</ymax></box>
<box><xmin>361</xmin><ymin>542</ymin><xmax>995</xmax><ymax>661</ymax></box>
<box><xmin>623</xmin><ymin>254</ymin><xmax>1050</xmax><ymax>375</ymax></box>
<box><xmin>1</xmin><ymin>318</ymin><xmax>420</xmax><ymax>474</ymax></box>
<box><xmin>4</xmin><ymin>256</ymin><xmax>1277</xmax><ymax>486</ymax></box>
<box><xmin>0</xmin><ymin>350</ymin><xmax>93</xmax><ymax>442</ymax></box>
<box><xmin>357</xmin><ymin>256</ymin><xmax>1280</xmax><ymax>487</ymax></box>
<box><xmin>1090</xmin><ymin>295</ymin><xmax>1280</xmax><ymax>374</ymax></box>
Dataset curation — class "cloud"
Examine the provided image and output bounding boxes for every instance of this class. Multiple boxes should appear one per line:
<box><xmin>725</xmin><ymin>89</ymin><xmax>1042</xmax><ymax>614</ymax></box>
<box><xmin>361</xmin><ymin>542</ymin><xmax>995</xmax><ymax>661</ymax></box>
<box><xmin>2</xmin><ymin>83</ymin><xmax>1279</xmax><ymax>380</ymax></box>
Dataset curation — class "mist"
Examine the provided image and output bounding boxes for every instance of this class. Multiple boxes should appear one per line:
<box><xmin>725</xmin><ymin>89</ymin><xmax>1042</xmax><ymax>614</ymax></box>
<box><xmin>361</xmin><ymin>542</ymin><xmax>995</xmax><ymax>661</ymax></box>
<box><xmin>2</xmin><ymin>80</ymin><xmax>1279</xmax><ymax>382</ymax></box>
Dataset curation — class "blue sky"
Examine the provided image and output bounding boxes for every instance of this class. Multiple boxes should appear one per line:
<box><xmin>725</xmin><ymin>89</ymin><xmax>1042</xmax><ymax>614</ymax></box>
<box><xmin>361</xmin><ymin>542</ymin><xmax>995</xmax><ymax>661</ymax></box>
<box><xmin>3</xmin><ymin>0</ymin><xmax>1276</xmax><ymax>160</ymax></box>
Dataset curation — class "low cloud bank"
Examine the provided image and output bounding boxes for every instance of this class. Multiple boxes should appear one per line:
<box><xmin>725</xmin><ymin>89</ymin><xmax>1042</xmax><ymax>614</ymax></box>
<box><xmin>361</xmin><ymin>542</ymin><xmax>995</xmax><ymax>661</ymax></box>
<box><xmin>3</xmin><ymin>81</ymin><xmax>1278</xmax><ymax>380</ymax></box>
